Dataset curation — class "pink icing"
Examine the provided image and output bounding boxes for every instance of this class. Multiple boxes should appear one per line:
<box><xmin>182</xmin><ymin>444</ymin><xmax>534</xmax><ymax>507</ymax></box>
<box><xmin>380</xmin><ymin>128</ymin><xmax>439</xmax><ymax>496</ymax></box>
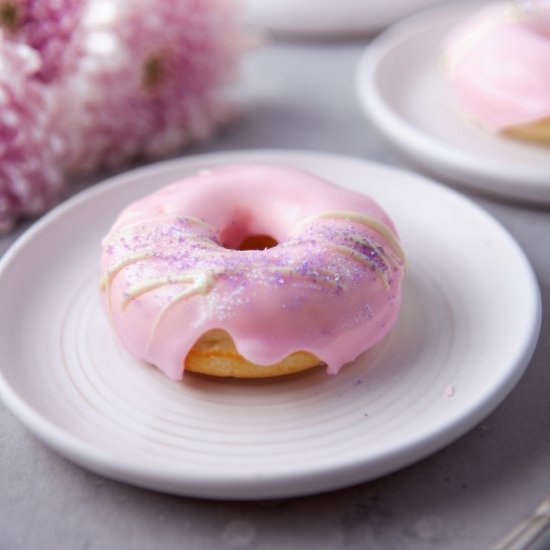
<box><xmin>446</xmin><ymin>1</ymin><xmax>550</xmax><ymax>130</ymax></box>
<box><xmin>100</xmin><ymin>164</ymin><xmax>405</xmax><ymax>380</ymax></box>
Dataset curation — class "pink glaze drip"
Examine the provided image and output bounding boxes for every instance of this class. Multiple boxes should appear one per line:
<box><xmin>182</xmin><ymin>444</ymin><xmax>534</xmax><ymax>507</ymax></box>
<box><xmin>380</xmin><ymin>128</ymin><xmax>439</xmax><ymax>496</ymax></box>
<box><xmin>99</xmin><ymin>164</ymin><xmax>405</xmax><ymax>380</ymax></box>
<box><xmin>446</xmin><ymin>1</ymin><xmax>550</xmax><ymax>130</ymax></box>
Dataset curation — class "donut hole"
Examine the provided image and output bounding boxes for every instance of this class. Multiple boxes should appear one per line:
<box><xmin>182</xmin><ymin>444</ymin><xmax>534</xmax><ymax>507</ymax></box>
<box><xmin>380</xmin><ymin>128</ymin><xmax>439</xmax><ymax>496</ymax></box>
<box><xmin>237</xmin><ymin>234</ymin><xmax>278</xmax><ymax>251</ymax></box>
<box><xmin>221</xmin><ymin>231</ymin><xmax>278</xmax><ymax>251</ymax></box>
<box><xmin>221</xmin><ymin>233</ymin><xmax>279</xmax><ymax>250</ymax></box>
<box><xmin>219</xmin><ymin>207</ymin><xmax>279</xmax><ymax>251</ymax></box>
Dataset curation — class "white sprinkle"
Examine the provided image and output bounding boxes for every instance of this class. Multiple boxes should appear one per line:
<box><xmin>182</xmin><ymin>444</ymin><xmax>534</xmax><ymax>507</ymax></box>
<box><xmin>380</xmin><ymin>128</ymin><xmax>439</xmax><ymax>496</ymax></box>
<box><xmin>198</xmin><ymin>169</ymin><xmax>213</xmax><ymax>176</ymax></box>
<box><xmin>444</xmin><ymin>384</ymin><xmax>456</xmax><ymax>398</ymax></box>
<box><xmin>222</xmin><ymin>519</ymin><xmax>256</xmax><ymax>548</ymax></box>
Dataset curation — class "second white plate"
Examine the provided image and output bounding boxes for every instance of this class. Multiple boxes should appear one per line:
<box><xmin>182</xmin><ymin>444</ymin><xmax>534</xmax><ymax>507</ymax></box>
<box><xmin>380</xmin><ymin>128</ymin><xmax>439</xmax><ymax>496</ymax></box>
<box><xmin>356</xmin><ymin>2</ymin><xmax>550</xmax><ymax>204</ymax></box>
<box><xmin>0</xmin><ymin>151</ymin><xmax>541</xmax><ymax>499</ymax></box>
<box><xmin>242</xmin><ymin>0</ymin><xmax>446</xmax><ymax>38</ymax></box>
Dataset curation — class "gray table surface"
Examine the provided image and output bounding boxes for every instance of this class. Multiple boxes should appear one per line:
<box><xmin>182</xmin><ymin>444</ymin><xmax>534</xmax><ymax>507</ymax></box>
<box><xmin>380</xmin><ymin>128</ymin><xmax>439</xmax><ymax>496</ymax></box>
<box><xmin>1</xmin><ymin>37</ymin><xmax>549</xmax><ymax>550</ymax></box>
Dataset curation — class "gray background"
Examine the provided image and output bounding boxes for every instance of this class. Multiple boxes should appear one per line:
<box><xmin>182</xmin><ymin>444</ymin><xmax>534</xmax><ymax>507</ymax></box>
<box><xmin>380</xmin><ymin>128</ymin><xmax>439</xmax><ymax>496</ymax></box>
<box><xmin>1</xmin><ymin>36</ymin><xmax>549</xmax><ymax>550</ymax></box>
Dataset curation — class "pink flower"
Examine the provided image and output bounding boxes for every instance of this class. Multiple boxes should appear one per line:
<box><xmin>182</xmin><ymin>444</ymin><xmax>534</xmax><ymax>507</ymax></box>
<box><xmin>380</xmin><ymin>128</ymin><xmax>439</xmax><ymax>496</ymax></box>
<box><xmin>0</xmin><ymin>38</ymin><xmax>65</xmax><ymax>232</ymax></box>
<box><xmin>0</xmin><ymin>0</ymin><xmax>83</xmax><ymax>82</ymax></box>
<box><xmin>0</xmin><ymin>0</ymin><xmax>242</xmax><ymax>231</ymax></box>
<box><xmin>67</xmin><ymin>0</ymin><xmax>241</xmax><ymax>172</ymax></box>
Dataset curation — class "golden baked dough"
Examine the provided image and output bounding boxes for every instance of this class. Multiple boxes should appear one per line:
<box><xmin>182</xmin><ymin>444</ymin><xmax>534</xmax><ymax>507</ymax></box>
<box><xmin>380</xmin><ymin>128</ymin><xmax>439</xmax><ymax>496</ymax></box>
<box><xmin>503</xmin><ymin>116</ymin><xmax>550</xmax><ymax>145</ymax></box>
<box><xmin>185</xmin><ymin>329</ymin><xmax>323</xmax><ymax>378</ymax></box>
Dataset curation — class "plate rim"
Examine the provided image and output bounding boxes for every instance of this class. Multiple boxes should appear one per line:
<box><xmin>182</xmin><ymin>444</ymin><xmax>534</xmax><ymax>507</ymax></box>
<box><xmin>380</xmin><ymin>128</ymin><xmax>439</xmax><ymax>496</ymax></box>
<box><xmin>242</xmin><ymin>0</ymin><xmax>446</xmax><ymax>37</ymax></box>
<box><xmin>355</xmin><ymin>1</ymin><xmax>550</xmax><ymax>203</ymax></box>
<box><xmin>0</xmin><ymin>149</ymin><xmax>542</xmax><ymax>499</ymax></box>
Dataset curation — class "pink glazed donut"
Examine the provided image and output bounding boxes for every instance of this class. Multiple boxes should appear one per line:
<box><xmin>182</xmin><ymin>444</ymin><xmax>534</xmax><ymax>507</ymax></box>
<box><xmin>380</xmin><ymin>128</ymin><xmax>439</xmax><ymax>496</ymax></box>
<box><xmin>100</xmin><ymin>164</ymin><xmax>406</xmax><ymax>380</ymax></box>
<box><xmin>445</xmin><ymin>1</ymin><xmax>550</xmax><ymax>143</ymax></box>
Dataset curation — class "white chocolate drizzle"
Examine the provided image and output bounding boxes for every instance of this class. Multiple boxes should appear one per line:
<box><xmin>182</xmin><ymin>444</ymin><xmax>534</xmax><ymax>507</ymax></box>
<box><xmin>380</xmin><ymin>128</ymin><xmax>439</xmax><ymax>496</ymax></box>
<box><xmin>308</xmin><ymin>211</ymin><xmax>405</xmax><ymax>262</ymax></box>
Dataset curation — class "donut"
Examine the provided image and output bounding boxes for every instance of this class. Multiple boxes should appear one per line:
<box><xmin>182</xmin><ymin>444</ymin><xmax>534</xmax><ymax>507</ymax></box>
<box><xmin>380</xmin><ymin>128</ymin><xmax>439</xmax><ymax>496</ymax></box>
<box><xmin>445</xmin><ymin>1</ymin><xmax>550</xmax><ymax>144</ymax></box>
<box><xmin>99</xmin><ymin>164</ymin><xmax>406</xmax><ymax>379</ymax></box>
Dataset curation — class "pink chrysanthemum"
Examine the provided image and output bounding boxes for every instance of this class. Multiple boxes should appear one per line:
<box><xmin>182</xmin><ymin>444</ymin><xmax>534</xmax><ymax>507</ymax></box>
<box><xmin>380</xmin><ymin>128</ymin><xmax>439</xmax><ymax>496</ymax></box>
<box><xmin>67</xmin><ymin>0</ymin><xmax>241</xmax><ymax>172</ymax></box>
<box><xmin>0</xmin><ymin>39</ymin><xmax>65</xmax><ymax>232</ymax></box>
<box><xmin>0</xmin><ymin>0</ymin><xmax>83</xmax><ymax>82</ymax></box>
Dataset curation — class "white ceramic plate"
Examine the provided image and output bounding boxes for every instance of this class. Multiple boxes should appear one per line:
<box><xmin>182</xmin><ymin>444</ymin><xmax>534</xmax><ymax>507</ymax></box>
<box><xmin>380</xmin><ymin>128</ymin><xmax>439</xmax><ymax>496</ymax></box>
<box><xmin>0</xmin><ymin>151</ymin><xmax>541</xmax><ymax>499</ymax></box>
<box><xmin>356</xmin><ymin>2</ymin><xmax>550</xmax><ymax>204</ymax></box>
<box><xmin>242</xmin><ymin>0</ymin><xmax>446</xmax><ymax>38</ymax></box>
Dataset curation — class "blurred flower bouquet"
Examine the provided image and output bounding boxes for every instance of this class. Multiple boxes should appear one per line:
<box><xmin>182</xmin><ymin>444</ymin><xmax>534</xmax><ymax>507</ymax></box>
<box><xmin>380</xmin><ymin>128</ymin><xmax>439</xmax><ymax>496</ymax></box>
<box><xmin>0</xmin><ymin>0</ymin><xmax>240</xmax><ymax>231</ymax></box>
